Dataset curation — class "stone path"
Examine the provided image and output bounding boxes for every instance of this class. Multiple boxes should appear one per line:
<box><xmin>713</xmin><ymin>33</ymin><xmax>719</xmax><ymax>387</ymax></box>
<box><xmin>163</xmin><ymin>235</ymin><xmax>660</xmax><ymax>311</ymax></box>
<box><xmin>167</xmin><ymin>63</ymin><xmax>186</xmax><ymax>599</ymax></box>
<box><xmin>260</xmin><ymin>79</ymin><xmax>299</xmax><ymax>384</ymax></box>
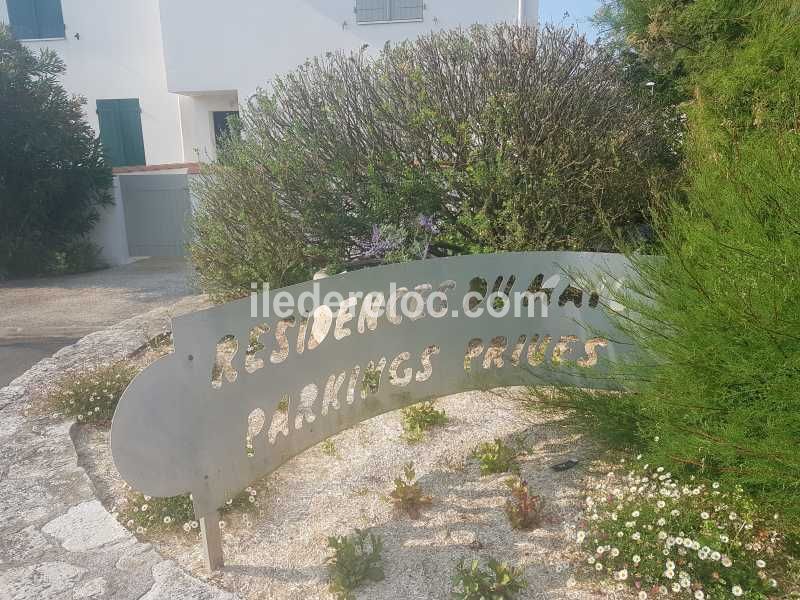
<box><xmin>0</xmin><ymin>297</ymin><xmax>237</xmax><ymax>600</ymax></box>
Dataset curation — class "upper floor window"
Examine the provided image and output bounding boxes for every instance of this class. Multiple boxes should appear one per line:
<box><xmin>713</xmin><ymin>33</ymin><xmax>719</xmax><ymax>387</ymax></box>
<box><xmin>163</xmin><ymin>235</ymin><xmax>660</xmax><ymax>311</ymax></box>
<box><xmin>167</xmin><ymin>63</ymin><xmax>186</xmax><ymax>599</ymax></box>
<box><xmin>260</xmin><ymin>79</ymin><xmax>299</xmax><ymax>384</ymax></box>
<box><xmin>7</xmin><ymin>0</ymin><xmax>65</xmax><ymax>40</ymax></box>
<box><xmin>356</xmin><ymin>0</ymin><xmax>423</xmax><ymax>24</ymax></box>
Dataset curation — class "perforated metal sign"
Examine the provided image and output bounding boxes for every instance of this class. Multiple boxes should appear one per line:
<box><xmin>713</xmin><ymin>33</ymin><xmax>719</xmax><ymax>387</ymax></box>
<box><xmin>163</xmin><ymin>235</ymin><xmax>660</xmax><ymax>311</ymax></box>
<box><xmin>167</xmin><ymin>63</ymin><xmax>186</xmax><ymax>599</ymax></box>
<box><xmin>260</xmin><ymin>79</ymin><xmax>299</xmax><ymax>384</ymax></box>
<box><xmin>111</xmin><ymin>251</ymin><xmax>634</xmax><ymax>569</ymax></box>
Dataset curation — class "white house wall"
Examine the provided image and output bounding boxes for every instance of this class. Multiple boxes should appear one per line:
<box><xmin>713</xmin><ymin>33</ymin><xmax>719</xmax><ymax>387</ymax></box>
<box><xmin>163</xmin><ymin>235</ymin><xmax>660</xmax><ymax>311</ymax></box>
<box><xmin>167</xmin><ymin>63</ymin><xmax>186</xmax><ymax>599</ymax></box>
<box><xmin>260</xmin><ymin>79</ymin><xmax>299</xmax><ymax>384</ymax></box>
<box><xmin>160</xmin><ymin>0</ymin><xmax>539</xmax><ymax>99</ymax></box>
<box><xmin>1</xmin><ymin>0</ymin><xmax>539</xmax><ymax>167</ymax></box>
<box><xmin>178</xmin><ymin>92</ymin><xmax>240</xmax><ymax>162</ymax></box>
<box><xmin>0</xmin><ymin>0</ymin><xmax>184</xmax><ymax>165</ymax></box>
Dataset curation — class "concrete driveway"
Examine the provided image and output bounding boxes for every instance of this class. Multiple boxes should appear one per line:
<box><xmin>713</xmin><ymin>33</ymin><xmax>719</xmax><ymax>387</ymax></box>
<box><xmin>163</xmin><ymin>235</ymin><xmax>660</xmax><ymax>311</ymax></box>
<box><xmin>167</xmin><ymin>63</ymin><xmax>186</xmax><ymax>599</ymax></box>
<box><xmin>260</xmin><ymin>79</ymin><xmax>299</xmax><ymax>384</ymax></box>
<box><xmin>0</xmin><ymin>257</ymin><xmax>197</xmax><ymax>388</ymax></box>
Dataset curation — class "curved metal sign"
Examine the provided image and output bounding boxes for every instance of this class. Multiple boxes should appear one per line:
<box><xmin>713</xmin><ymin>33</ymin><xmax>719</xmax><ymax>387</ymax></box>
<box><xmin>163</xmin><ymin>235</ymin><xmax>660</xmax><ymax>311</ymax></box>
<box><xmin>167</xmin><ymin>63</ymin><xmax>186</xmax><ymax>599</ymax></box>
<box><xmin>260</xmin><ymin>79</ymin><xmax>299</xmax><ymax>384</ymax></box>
<box><xmin>111</xmin><ymin>251</ymin><xmax>634</xmax><ymax>569</ymax></box>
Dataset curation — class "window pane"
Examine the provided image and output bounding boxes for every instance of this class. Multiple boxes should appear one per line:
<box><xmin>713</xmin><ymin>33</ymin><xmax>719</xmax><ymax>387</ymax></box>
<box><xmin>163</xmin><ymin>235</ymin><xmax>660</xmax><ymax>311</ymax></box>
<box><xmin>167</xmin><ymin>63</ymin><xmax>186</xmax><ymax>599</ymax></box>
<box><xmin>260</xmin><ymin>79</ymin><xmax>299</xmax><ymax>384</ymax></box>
<box><xmin>356</xmin><ymin>0</ymin><xmax>389</xmax><ymax>23</ymax></box>
<box><xmin>390</xmin><ymin>0</ymin><xmax>423</xmax><ymax>20</ymax></box>
<box><xmin>213</xmin><ymin>111</ymin><xmax>240</xmax><ymax>147</ymax></box>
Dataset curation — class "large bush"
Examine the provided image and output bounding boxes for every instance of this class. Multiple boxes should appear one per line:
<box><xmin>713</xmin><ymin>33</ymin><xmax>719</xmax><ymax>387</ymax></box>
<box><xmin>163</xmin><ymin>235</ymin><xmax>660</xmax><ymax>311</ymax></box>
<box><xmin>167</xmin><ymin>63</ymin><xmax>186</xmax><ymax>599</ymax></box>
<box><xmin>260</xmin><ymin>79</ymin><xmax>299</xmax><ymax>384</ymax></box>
<box><xmin>0</xmin><ymin>25</ymin><xmax>111</xmax><ymax>278</ymax></box>
<box><xmin>191</xmin><ymin>24</ymin><xmax>678</xmax><ymax>300</ymax></box>
<box><xmin>555</xmin><ymin>0</ymin><xmax>800</xmax><ymax>531</ymax></box>
<box><xmin>615</xmin><ymin>134</ymin><xmax>800</xmax><ymax>527</ymax></box>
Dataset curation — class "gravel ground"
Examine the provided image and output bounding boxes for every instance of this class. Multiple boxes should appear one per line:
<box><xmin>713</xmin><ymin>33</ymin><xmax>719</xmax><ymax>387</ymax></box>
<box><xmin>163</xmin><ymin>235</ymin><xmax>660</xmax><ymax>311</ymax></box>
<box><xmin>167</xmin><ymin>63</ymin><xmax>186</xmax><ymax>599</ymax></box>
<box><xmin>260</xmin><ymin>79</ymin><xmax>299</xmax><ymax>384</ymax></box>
<box><xmin>76</xmin><ymin>388</ymin><xmax>606</xmax><ymax>600</ymax></box>
<box><xmin>0</xmin><ymin>257</ymin><xmax>195</xmax><ymax>388</ymax></box>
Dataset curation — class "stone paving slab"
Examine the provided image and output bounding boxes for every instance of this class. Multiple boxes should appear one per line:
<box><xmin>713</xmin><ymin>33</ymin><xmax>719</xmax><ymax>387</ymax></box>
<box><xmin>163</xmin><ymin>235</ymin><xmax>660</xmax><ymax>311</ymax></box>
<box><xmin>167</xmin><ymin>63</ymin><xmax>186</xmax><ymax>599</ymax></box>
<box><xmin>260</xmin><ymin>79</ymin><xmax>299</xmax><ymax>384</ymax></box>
<box><xmin>0</xmin><ymin>297</ymin><xmax>236</xmax><ymax>600</ymax></box>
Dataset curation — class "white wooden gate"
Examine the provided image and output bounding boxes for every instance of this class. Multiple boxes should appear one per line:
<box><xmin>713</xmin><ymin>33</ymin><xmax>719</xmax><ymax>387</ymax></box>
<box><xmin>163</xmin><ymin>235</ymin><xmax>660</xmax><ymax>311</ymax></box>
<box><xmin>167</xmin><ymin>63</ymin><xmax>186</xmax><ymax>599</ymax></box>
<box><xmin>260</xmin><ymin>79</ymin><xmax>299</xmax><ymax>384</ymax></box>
<box><xmin>119</xmin><ymin>174</ymin><xmax>192</xmax><ymax>257</ymax></box>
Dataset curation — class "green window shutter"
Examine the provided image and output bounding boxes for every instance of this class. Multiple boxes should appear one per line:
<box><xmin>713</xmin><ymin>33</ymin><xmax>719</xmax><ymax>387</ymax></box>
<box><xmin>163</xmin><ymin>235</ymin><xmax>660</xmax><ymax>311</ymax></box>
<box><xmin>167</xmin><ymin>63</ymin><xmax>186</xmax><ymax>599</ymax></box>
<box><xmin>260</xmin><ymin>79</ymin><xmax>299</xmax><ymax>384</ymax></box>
<box><xmin>7</xmin><ymin>0</ymin><xmax>64</xmax><ymax>39</ymax></box>
<box><xmin>97</xmin><ymin>100</ymin><xmax>126</xmax><ymax>167</ymax></box>
<box><xmin>34</xmin><ymin>0</ymin><xmax>65</xmax><ymax>38</ymax></box>
<box><xmin>97</xmin><ymin>99</ymin><xmax>146</xmax><ymax>167</ymax></box>
<box><xmin>7</xmin><ymin>0</ymin><xmax>39</xmax><ymax>39</ymax></box>
<box><xmin>117</xmin><ymin>99</ymin><xmax>146</xmax><ymax>167</ymax></box>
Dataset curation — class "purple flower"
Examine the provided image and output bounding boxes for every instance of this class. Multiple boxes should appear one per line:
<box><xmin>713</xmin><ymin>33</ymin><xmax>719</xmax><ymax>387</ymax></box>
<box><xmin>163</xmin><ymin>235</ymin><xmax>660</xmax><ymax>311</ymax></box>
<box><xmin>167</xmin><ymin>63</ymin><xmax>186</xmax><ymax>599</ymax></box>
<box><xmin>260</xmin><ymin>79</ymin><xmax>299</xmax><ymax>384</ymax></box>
<box><xmin>417</xmin><ymin>214</ymin><xmax>438</xmax><ymax>234</ymax></box>
<box><xmin>362</xmin><ymin>224</ymin><xmax>401</xmax><ymax>258</ymax></box>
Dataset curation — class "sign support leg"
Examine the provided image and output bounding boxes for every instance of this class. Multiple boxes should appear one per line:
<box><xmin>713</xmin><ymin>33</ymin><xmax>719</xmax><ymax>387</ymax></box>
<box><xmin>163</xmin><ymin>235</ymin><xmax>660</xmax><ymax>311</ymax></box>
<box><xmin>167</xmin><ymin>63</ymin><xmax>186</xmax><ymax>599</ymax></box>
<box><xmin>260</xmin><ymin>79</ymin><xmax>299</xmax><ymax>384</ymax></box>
<box><xmin>200</xmin><ymin>513</ymin><xmax>224</xmax><ymax>571</ymax></box>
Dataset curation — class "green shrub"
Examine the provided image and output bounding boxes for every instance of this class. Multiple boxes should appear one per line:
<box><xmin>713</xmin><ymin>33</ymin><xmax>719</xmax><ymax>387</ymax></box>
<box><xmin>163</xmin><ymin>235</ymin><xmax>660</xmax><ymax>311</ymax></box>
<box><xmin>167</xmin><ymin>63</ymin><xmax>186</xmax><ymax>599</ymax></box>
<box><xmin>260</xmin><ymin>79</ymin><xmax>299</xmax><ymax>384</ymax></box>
<box><xmin>560</xmin><ymin>0</ymin><xmax>800</xmax><ymax>535</ymax></box>
<box><xmin>190</xmin><ymin>165</ymin><xmax>315</xmax><ymax>301</ymax></box>
<box><xmin>474</xmin><ymin>439</ymin><xmax>519</xmax><ymax>476</ymax></box>
<box><xmin>191</xmin><ymin>24</ymin><xmax>678</xmax><ymax>299</ymax></box>
<box><xmin>596</xmin><ymin>135</ymin><xmax>800</xmax><ymax>529</ymax></box>
<box><xmin>401</xmin><ymin>401</ymin><xmax>448</xmax><ymax>442</ymax></box>
<box><xmin>116</xmin><ymin>485</ymin><xmax>258</xmax><ymax>537</ymax></box>
<box><xmin>504</xmin><ymin>477</ymin><xmax>544</xmax><ymax>530</ymax></box>
<box><xmin>451</xmin><ymin>558</ymin><xmax>527</xmax><ymax>600</ymax></box>
<box><xmin>0</xmin><ymin>25</ymin><xmax>112</xmax><ymax>279</ymax></box>
<box><xmin>577</xmin><ymin>458</ymin><xmax>793</xmax><ymax>599</ymax></box>
<box><xmin>326</xmin><ymin>529</ymin><xmax>384</xmax><ymax>600</ymax></box>
<box><xmin>48</xmin><ymin>361</ymin><xmax>139</xmax><ymax>425</ymax></box>
<box><xmin>596</xmin><ymin>0</ymin><xmax>800</xmax><ymax>135</ymax></box>
<box><xmin>389</xmin><ymin>462</ymin><xmax>431</xmax><ymax>519</ymax></box>
<box><xmin>48</xmin><ymin>238</ymin><xmax>106</xmax><ymax>275</ymax></box>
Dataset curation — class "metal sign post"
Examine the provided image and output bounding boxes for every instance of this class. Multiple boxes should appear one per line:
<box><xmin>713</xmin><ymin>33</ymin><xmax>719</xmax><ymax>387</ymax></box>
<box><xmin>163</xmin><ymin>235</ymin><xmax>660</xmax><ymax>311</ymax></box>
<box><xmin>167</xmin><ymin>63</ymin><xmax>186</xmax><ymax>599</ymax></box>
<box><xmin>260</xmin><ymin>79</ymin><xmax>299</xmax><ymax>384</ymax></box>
<box><xmin>111</xmin><ymin>252</ymin><xmax>634</xmax><ymax>570</ymax></box>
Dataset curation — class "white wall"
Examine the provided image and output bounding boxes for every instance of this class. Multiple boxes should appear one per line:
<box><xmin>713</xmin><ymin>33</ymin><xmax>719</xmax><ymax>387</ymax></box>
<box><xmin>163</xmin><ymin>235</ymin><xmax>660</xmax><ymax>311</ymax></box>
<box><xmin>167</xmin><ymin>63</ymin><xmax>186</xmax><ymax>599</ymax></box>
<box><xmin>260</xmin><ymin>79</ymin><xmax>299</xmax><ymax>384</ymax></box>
<box><xmin>1</xmin><ymin>0</ymin><xmax>538</xmax><ymax>167</ymax></box>
<box><xmin>90</xmin><ymin>178</ymin><xmax>131</xmax><ymax>266</ymax></box>
<box><xmin>178</xmin><ymin>92</ymin><xmax>240</xmax><ymax>162</ymax></box>
<box><xmin>0</xmin><ymin>0</ymin><xmax>184</xmax><ymax>165</ymax></box>
<box><xmin>159</xmin><ymin>0</ymin><xmax>539</xmax><ymax>98</ymax></box>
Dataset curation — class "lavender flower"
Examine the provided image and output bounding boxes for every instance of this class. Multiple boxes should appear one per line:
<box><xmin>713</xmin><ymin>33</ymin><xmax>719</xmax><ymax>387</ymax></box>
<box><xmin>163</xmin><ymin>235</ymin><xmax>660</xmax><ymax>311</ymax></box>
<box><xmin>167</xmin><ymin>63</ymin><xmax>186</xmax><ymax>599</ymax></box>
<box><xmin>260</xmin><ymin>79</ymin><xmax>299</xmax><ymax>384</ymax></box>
<box><xmin>362</xmin><ymin>224</ymin><xmax>402</xmax><ymax>258</ymax></box>
<box><xmin>417</xmin><ymin>214</ymin><xmax>438</xmax><ymax>234</ymax></box>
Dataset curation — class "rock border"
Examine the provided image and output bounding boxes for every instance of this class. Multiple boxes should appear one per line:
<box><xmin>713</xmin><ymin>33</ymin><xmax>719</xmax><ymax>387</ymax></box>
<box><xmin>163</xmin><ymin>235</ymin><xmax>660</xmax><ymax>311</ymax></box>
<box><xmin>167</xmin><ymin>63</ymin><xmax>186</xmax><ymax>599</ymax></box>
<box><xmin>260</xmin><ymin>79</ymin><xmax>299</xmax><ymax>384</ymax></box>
<box><xmin>0</xmin><ymin>297</ymin><xmax>238</xmax><ymax>600</ymax></box>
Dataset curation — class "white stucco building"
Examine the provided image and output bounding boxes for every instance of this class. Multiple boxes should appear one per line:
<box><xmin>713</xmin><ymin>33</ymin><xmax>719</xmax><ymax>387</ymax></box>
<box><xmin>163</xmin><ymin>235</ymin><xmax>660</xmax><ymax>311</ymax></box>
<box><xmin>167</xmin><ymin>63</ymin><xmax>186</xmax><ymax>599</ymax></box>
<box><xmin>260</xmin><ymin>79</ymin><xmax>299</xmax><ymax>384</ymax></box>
<box><xmin>1</xmin><ymin>0</ymin><xmax>539</xmax><ymax>168</ymax></box>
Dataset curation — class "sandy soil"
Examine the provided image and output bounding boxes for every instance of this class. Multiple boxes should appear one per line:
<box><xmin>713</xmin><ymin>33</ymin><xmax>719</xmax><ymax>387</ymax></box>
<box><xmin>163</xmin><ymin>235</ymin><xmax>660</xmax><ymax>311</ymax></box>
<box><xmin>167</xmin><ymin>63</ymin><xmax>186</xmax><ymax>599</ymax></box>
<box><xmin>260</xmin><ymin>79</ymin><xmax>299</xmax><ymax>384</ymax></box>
<box><xmin>75</xmin><ymin>388</ymin><xmax>607</xmax><ymax>600</ymax></box>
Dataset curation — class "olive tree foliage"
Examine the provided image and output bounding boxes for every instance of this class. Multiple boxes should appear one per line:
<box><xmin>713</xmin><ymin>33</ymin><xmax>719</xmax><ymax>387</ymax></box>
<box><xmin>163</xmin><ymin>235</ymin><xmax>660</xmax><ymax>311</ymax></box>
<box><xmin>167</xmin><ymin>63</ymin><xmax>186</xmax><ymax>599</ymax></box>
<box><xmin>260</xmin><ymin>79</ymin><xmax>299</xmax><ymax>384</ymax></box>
<box><xmin>0</xmin><ymin>25</ymin><xmax>111</xmax><ymax>278</ymax></box>
<box><xmin>191</xmin><ymin>24</ymin><xmax>678</xmax><ymax>300</ymax></box>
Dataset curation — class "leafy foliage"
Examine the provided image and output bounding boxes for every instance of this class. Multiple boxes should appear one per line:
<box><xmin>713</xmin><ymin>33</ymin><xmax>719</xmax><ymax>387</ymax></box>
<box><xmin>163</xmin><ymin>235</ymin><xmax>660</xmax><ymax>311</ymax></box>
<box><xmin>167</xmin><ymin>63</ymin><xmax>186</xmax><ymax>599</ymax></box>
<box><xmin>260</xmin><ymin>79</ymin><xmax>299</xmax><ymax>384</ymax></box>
<box><xmin>389</xmin><ymin>462</ymin><xmax>431</xmax><ymax>519</ymax></box>
<box><xmin>451</xmin><ymin>558</ymin><xmax>527</xmax><ymax>600</ymax></box>
<box><xmin>191</xmin><ymin>24</ymin><xmax>678</xmax><ymax>299</ymax></box>
<box><xmin>326</xmin><ymin>529</ymin><xmax>384</xmax><ymax>600</ymax></box>
<box><xmin>401</xmin><ymin>401</ymin><xmax>448</xmax><ymax>442</ymax></box>
<box><xmin>115</xmin><ymin>486</ymin><xmax>258</xmax><ymax>537</ymax></box>
<box><xmin>609</xmin><ymin>135</ymin><xmax>800</xmax><ymax>530</ymax></box>
<box><xmin>559</xmin><ymin>0</ymin><xmax>800</xmax><ymax>536</ymax></box>
<box><xmin>0</xmin><ymin>25</ymin><xmax>112</xmax><ymax>278</ymax></box>
<box><xmin>48</xmin><ymin>361</ymin><xmax>139</xmax><ymax>425</ymax></box>
<box><xmin>594</xmin><ymin>0</ymin><xmax>800</xmax><ymax>134</ymax></box>
<box><xmin>475</xmin><ymin>439</ymin><xmax>519</xmax><ymax>476</ymax></box>
<box><xmin>504</xmin><ymin>477</ymin><xmax>544</xmax><ymax>530</ymax></box>
<box><xmin>577</xmin><ymin>458</ymin><xmax>792</xmax><ymax>599</ymax></box>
